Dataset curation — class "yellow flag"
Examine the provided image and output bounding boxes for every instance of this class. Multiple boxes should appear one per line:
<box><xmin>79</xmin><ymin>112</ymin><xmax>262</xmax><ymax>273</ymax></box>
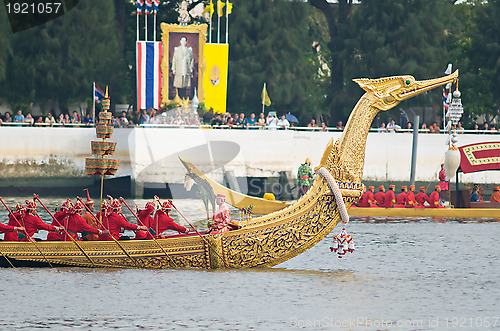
<box><xmin>262</xmin><ymin>84</ymin><xmax>271</xmax><ymax>106</ymax></box>
<box><xmin>226</xmin><ymin>2</ymin><xmax>233</xmax><ymax>15</ymax></box>
<box><xmin>217</xmin><ymin>0</ymin><xmax>225</xmax><ymax>16</ymax></box>
<box><xmin>202</xmin><ymin>1</ymin><xmax>214</xmax><ymax>17</ymax></box>
<box><xmin>204</xmin><ymin>44</ymin><xmax>229</xmax><ymax>113</ymax></box>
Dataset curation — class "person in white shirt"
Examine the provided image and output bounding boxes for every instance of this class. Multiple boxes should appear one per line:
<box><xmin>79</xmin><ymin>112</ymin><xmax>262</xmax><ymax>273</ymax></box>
<box><xmin>277</xmin><ymin>115</ymin><xmax>290</xmax><ymax>129</ymax></box>
<box><xmin>386</xmin><ymin>119</ymin><xmax>400</xmax><ymax>132</ymax></box>
<box><xmin>266</xmin><ymin>112</ymin><xmax>278</xmax><ymax>130</ymax></box>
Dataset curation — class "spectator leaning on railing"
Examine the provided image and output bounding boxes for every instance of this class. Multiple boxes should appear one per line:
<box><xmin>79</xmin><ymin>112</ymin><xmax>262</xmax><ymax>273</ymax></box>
<box><xmin>378</xmin><ymin>122</ymin><xmax>387</xmax><ymax>133</ymax></box>
<box><xmin>429</xmin><ymin>122</ymin><xmax>440</xmax><ymax>133</ymax></box>
<box><xmin>71</xmin><ymin>111</ymin><xmax>81</xmax><ymax>124</ymax></box>
<box><xmin>82</xmin><ymin>113</ymin><xmax>94</xmax><ymax>126</ymax></box>
<box><xmin>13</xmin><ymin>109</ymin><xmax>24</xmax><ymax>123</ymax></box>
<box><xmin>45</xmin><ymin>113</ymin><xmax>56</xmax><ymax>127</ymax></box>
<box><xmin>3</xmin><ymin>112</ymin><xmax>12</xmax><ymax>122</ymax></box>
<box><xmin>24</xmin><ymin>113</ymin><xmax>34</xmax><ymax>126</ymax></box>
<box><xmin>246</xmin><ymin>113</ymin><xmax>258</xmax><ymax>129</ymax></box>
<box><xmin>257</xmin><ymin>113</ymin><xmax>266</xmax><ymax>129</ymax></box>
<box><xmin>386</xmin><ymin>119</ymin><xmax>400</xmax><ymax>132</ymax></box>
<box><xmin>277</xmin><ymin>114</ymin><xmax>290</xmax><ymax>129</ymax></box>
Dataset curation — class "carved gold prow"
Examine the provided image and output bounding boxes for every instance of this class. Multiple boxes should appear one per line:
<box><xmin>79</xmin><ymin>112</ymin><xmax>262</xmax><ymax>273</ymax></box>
<box><xmin>327</xmin><ymin>70</ymin><xmax>459</xmax><ymax>184</ymax></box>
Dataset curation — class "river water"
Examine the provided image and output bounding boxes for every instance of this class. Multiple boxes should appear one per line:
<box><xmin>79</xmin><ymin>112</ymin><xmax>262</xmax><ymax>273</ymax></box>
<box><xmin>0</xmin><ymin>198</ymin><xmax>499</xmax><ymax>330</ymax></box>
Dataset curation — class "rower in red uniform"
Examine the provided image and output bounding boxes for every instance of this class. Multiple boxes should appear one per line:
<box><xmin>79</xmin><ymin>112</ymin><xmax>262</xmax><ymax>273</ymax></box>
<box><xmin>405</xmin><ymin>185</ymin><xmax>418</xmax><ymax>208</ymax></box>
<box><xmin>98</xmin><ymin>199</ymin><xmax>146</xmax><ymax>241</ymax></box>
<box><xmin>374</xmin><ymin>185</ymin><xmax>386</xmax><ymax>206</ymax></box>
<box><xmin>415</xmin><ymin>186</ymin><xmax>429</xmax><ymax>207</ymax></box>
<box><xmin>428</xmin><ymin>185</ymin><xmax>443</xmax><ymax>208</ymax></box>
<box><xmin>0</xmin><ymin>222</ymin><xmax>23</xmax><ymax>235</ymax></box>
<box><xmin>395</xmin><ymin>186</ymin><xmax>407</xmax><ymax>207</ymax></box>
<box><xmin>490</xmin><ymin>186</ymin><xmax>500</xmax><ymax>203</ymax></box>
<box><xmin>4</xmin><ymin>204</ymin><xmax>27</xmax><ymax>241</ymax></box>
<box><xmin>135</xmin><ymin>200</ymin><xmax>155</xmax><ymax>240</ymax></box>
<box><xmin>384</xmin><ymin>185</ymin><xmax>396</xmax><ymax>208</ymax></box>
<box><xmin>18</xmin><ymin>200</ymin><xmax>63</xmax><ymax>241</ymax></box>
<box><xmin>357</xmin><ymin>186</ymin><xmax>376</xmax><ymax>207</ymax></box>
<box><xmin>366</xmin><ymin>186</ymin><xmax>376</xmax><ymax>206</ymax></box>
<box><xmin>47</xmin><ymin>199</ymin><xmax>71</xmax><ymax>241</ymax></box>
<box><xmin>0</xmin><ymin>204</ymin><xmax>24</xmax><ymax>237</ymax></box>
<box><xmin>61</xmin><ymin>201</ymin><xmax>106</xmax><ymax>241</ymax></box>
<box><xmin>81</xmin><ymin>190</ymin><xmax>102</xmax><ymax>241</ymax></box>
<box><xmin>151</xmin><ymin>200</ymin><xmax>190</xmax><ymax>238</ymax></box>
<box><xmin>356</xmin><ymin>186</ymin><xmax>369</xmax><ymax>207</ymax></box>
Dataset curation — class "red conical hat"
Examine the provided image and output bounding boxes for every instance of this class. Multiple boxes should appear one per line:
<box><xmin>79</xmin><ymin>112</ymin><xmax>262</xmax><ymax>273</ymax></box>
<box><xmin>25</xmin><ymin>200</ymin><xmax>36</xmax><ymax>210</ymax></box>
<box><xmin>161</xmin><ymin>200</ymin><xmax>172</xmax><ymax>211</ymax></box>
<box><xmin>62</xmin><ymin>199</ymin><xmax>72</xmax><ymax>211</ymax></box>
<box><xmin>74</xmin><ymin>201</ymin><xmax>84</xmax><ymax>211</ymax></box>
<box><xmin>145</xmin><ymin>201</ymin><xmax>155</xmax><ymax>211</ymax></box>
<box><xmin>84</xmin><ymin>188</ymin><xmax>94</xmax><ymax>205</ymax></box>
<box><xmin>15</xmin><ymin>203</ymin><xmax>26</xmax><ymax>214</ymax></box>
<box><xmin>110</xmin><ymin>199</ymin><xmax>121</xmax><ymax>210</ymax></box>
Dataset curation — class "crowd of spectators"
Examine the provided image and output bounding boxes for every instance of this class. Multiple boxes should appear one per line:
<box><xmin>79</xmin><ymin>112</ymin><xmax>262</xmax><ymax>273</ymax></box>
<box><xmin>0</xmin><ymin>109</ymin><xmax>94</xmax><ymax>127</ymax></box>
<box><xmin>376</xmin><ymin>119</ymin><xmax>499</xmax><ymax>134</ymax></box>
<box><xmin>1</xmin><ymin>108</ymin><xmax>499</xmax><ymax>134</ymax></box>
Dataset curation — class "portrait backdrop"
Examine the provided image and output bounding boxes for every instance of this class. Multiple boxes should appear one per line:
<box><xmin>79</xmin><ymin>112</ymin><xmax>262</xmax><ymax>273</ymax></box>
<box><xmin>160</xmin><ymin>24</ymin><xmax>207</xmax><ymax>106</ymax></box>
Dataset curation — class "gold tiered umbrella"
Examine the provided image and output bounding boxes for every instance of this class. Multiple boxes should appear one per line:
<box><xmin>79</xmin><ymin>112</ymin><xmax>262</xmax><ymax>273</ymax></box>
<box><xmin>85</xmin><ymin>87</ymin><xmax>120</xmax><ymax>202</ymax></box>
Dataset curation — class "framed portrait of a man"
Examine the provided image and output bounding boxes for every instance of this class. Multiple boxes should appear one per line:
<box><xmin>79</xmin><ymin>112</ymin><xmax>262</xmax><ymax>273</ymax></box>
<box><xmin>160</xmin><ymin>23</ymin><xmax>207</xmax><ymax>106</ymax></box>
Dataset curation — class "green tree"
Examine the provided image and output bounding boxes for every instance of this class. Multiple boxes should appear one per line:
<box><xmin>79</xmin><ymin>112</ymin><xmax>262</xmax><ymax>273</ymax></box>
<box><xmin>0</xmin><ymin>7</ymin><xmax>11</xmax><ymax>84</ymax></box>
<box><xmin>310</xmin><ymin>0</ymin><xmax>459</xmax><ymax>123</ymax></box>
<box><xmin>455</xmin><ymin>0</ymin><xmax>500</xmax><ymax>125</ymax></box>
<box><xmin>3</xmin><ymin>0</ymin><xmax>125</xmax><ymax>112</ymax></box>
<box><xmin>227</xmin><ymin>0</ymin><xmax>326</xmax><ymax>123</ymax></box>
<box><xmin>348</xmin><ymin>0</ymin><xmax>458</xmax><ymax>119</ymax></box>
<box><xmin>309</xmin><ymin>0</ymin><xmax>357</xmax><ymax>123</ymax></box>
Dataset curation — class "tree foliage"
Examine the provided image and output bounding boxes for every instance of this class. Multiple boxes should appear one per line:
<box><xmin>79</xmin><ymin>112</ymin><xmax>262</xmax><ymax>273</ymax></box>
<box><xmin>227</xmin><ymin>0</ymin><xmax>327</xmax><ymax>123</ymax></box>
<box><xmin>2</xmin><ymin>0</ymin><xmax>124</xmax><ymax>112</ymax></box>
<box><xmin>0</xmin><ymin>9</ymin><xmax>10</xmax><ymax>84</ymax></box>
<box><xmin>310</xmin><ymin>0</ymin><xmax>459</xmax><ymax>123</ymax></box>
<box><xmin>0</xmin><ymin>0</ymin><xmax>498</xmax><ymax>125</ymax></box>
<box><xmin>455</xmin><ymin>0</ymin><xmax>500</xmax><ymax>124</ymax></box>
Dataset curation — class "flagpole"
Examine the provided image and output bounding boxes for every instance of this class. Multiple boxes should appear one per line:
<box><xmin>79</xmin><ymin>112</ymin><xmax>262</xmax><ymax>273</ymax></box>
<box><xmin>136</xmin><ymin>10</ymin><xmax>139</xmax><ymax>41</ymax></box>
<box><xmin>145</xmin><ymin>10</ymin><xmax>148</xmax><ymax>41</ymax></box>
<box><xmin>153</xmin><ymin>10</ymin><xmax>156</xmax><ymax>41</ymax></box>
<box><xmin>262</xmin><ymin>83</ymin><xmax>266</xmax><ymax>114</ymax></box>
<box><xmin>209</xmin><ymin>8</ymin><xmax>213</xmax><ymax>43</ymax></box>
<box><xmin>93</xmin><ymin>82</ymin><xmax>96</xmax><ymax>126</ymax></box>
<box><xmin>225</xmin><ymin>0</ymin><xmax>229</xmax><ymax>44</ymax></box>
<box><xmin>217</xmin><ymin>1</ymin><xmax>221</xmax><ymax>44</ymax></box>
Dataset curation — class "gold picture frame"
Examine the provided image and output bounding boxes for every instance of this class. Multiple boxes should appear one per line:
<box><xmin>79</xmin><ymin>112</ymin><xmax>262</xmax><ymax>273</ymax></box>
<box><xmin>160</xmin><ymin>23</ymin><xmax>208</xmax><ymax>107</ymax></box>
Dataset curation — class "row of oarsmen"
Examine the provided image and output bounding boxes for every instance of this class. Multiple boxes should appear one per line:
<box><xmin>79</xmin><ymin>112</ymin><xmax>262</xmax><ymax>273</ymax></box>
<box><xmin>0</xmin><ymin>195</ymin><xmax>194</xmax><ymax>242</ymax></box>
<box><xmin>355</xmin><ymin>184</ymin><xmax>443</xmax><ymax>208</ymax></box>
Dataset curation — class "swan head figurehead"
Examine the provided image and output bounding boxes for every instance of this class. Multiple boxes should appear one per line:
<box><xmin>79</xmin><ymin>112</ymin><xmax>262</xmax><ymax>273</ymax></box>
<box><xmin>353</xmin><ymin>70</ymin><xmax>458</xmax><ymax>111</ymax></box>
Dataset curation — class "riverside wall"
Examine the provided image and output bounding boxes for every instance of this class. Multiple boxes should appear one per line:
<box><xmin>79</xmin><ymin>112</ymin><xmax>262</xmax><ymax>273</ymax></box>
<box><xmin>0</xmin><ymin>127</ymin><xmax>498</xmax><ymax>197</ymax></box>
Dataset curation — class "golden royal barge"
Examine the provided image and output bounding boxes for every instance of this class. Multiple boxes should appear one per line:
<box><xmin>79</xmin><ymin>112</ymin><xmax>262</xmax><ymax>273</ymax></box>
<box><xmin>0</xmin><ymin>71</ymin><xmax>458</xmax><ymax>269</ymax></box>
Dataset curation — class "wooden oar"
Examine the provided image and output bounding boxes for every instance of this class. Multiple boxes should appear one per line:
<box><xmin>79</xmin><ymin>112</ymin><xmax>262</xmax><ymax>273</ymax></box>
<box><xmin>119</xmin><ymin>197</ymin><xmax>177</xmax><ymax>267</ymax></box>
<box><xmin>76</xmin><ymin>196</ymin><xmax>139</xmax><ymax>267</ymax></box>
<box><xmin>0</xmin><ymin>197</ymin><xmax>53</xmax><ymax>268</ymax></box>
<box><xmin>33</xmin><ymin>194</ymin><xmax>96</xmax><ymax>267</ymax></box>
<box><xmin>168</xmin><ymin>200</ymin><xmax>226</xmax><ymax>266</ymax></box>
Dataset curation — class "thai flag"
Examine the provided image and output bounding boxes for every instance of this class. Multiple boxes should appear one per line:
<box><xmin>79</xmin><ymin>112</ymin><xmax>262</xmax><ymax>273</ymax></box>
<box><xmin>153</xmin><ymin>0</ymin><xmax>160</xmax><ymax>14</ymax></box>
<box><xmin>443</xmin><ymin>89</ymin><xmax>449</xmax><ymax>110</ymax></box>
<box><xmin>94</xmin><ymin>83</ymin><xmax>105</xmax><ymax>103</ymax></box>
<box><xmin>137</xmin><ymin>0</ymin><xmax>144</xmax><ymax>15</ymax></box>
<box><xmin>145</xmin><ymin>0</ymin><xmax>152</xmax><ymax>14</ymax></box>
<box><xmin>136</xmin><ymin>41</ymin><xmax>163</xmax><ymax>110</ymax></box>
